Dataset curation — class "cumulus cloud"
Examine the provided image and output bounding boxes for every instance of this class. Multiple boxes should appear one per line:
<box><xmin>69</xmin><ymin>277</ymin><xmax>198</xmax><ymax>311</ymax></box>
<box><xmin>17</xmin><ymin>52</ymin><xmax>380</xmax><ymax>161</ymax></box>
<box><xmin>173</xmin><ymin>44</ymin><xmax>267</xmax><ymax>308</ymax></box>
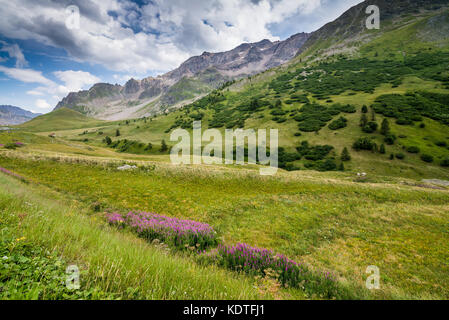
<box><xmin>0</xmin><ymin>0</ymin><xmax>321</xmax><ymax>74</ymax></box>
<box><xmin>53</xmin><ymin>70</ymin><xmax>100</xmax><ymax>93</ymax></box>
<box><xmin>0</xmin><ymin>63</ymin><xmax>101</xmax><ymax>104</ymax></box>
<box><xmin>35</xmin><ymin>99</ymin><xmax>51</xmax><ymax>109</ymax></box>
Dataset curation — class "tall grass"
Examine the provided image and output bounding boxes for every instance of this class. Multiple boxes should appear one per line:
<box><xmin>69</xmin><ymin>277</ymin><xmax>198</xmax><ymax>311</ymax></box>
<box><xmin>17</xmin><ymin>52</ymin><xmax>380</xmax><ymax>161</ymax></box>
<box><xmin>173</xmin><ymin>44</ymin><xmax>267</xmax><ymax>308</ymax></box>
<box><xmin>0</xmin><ymin>174</ymin><xmax>261</xmax><ymax>299</ymax></box>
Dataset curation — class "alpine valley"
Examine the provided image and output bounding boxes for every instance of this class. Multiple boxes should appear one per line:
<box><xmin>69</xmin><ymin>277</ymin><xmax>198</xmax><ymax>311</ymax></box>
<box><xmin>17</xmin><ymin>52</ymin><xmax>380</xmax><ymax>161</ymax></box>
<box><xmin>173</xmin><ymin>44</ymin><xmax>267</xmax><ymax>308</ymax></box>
<box><xmin>1</xmin><ymin>0</ymin><xmax>449</xmax><ymax>301</ymax></box>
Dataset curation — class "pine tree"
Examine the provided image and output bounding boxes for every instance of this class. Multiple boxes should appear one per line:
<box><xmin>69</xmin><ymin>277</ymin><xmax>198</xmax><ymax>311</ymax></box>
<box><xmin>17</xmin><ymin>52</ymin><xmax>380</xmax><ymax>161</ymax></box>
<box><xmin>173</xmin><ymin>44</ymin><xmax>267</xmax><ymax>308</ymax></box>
<box><xmin>145</xmin><ymin>142</ymin><xmax>153</xmax><ymax>151</ymax></box>
<box><xmin>341</xmin><ymin>147</ymin><xmax>351</xmax><ymax>161</ymax></box>
<box><xmin>160</xmin><ymin>139</ymin><xmax>168</xmax><ymax>152</ymax></box>
<box><xmin>360</xmin><ymin>114</ymin><xmax>368</xmax><ymax>127</ymax></box>
<box><xmin>115</xmin><ymin>129</ymin><xmax>120</xmax><ymax>137</ymax></box>
<box><xmin>361</xmin><ymin>105</ymin><xmax>368</xmax><ymax>113</ymax></box>
<box><xmin>338</xmin><ymin>162</ymin><xmax>345</xmax><ymax>171</ymax></box>
<box><xmin>105</xmin><ymin>136</ymin><xmax>112</xmax><ymax>145</ymax></box>
<box><xmin>380</xmin><ymin>144</ymin><xmax>386</xmax><ymax>154</ymax></box>
<box><xmin>380</xmin><ymin>118</ymin><xmax>390</xmax><ymax>135</ymax></box>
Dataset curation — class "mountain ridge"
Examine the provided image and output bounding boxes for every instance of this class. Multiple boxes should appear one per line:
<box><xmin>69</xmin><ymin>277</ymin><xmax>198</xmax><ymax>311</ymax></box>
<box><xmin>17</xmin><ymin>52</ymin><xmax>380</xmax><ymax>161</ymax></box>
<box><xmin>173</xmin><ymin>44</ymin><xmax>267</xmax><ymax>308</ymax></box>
<box><xmin>54</xmin><ymin>32</ymin><xmax>310</xmax><ymax>120</ymax></box>
<box><xmin>0</xmin><ymin>105</ymin><xmax>41</xmax><ymax>125</ymax></box>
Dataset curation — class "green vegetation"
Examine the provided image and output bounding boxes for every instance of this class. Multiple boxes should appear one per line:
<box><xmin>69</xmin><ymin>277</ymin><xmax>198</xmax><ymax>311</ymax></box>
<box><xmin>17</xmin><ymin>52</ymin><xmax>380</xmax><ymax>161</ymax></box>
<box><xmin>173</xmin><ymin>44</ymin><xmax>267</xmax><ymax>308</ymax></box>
<box><xmin>2</xmin><ymin>3</ymin><xmax>449</xmax><ymax>301</ymax></box>
<box><xmin>18</xmin><ymin>108</ymin><xmax>109</xmax><ymax>132</ymax></box>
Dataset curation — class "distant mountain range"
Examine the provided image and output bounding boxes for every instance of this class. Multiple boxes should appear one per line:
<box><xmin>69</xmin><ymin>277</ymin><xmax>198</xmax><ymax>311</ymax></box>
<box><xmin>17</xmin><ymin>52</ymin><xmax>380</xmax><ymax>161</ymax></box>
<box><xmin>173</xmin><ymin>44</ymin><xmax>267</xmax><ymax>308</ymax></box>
<box><xmin>54</xmin><ymin>32</ymin><xmax>310</xmax><ymax>120</ymax></box>
<box><xmin>0</xmin><ymin>105</ymin><xmax>41</xmax><ymax>125</ymax></box>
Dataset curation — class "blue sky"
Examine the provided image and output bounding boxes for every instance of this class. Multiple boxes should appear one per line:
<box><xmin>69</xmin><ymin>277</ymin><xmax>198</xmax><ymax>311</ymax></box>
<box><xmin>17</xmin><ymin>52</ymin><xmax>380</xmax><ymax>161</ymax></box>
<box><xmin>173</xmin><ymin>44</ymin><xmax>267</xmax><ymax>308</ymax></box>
<box><xmin>0</xmin><ymin>0</ymin><xmax>363</xmax><ymax>114</ymax></box>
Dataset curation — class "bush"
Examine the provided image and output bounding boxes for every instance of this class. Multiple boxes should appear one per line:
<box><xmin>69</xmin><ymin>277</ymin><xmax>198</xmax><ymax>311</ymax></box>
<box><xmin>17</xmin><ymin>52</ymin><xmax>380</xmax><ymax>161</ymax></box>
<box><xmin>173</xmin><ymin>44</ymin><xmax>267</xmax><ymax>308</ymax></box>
<box><xmin>406</xmin><ymin>146</ymin><xmax>420</xmax><ymax>153</ymax></box>
<box><xmin>316</xmin><ymin>159</ymin><xmax>337</xmax><ymax>171</ymax></box>
<box><xmin>384</xmin><ymin>134</ymin><xmax>397</xmax><ymax>145</ymax></box>
<box><xmin>379</xmin><ymin>144</ymin><xmax>386</xmax><ymax>154</ymax></box>
<box><xmin>104</xmin><ymin>136</ymin><xmax>112</xmax><ymax>145</ymax></box>
<box><xmin>395</xmin><ymin>153</ymin><xmax>405</xmax><ymax>160</ymax></box>
<box><xmin>421</xmin><ymin>154</ymin><xmax>434</xmax><ymax>163</ymax></box>
<box><xmin>441</xmin><ymin>158</ymin><xmax>449</xmax><ymax>167</ymax></box>
<box><xmin>328</xmin><ymin>117</ymin><xmax>348</xmax><ymax>130</ymax></box>
<box><xmin>436</xmin><ymin>141</ymin><xmax>447</xmax><ymax>147</ymax></box>
<box><xmin>353</xmin><ymin>137</ymin><xmax>376</xmax><ymax>151</ymax></box>
<box><xmin>362</xmin><ymin>105</ymin><xmax>368</xmax><ymax>113</ymax></box>
<box><xmin>160</xmin><ymin>139</ymin><xmax>168</xmax><ymax>152</ymax></box>
<box><xmin>341</xmin><ymin>147</ymin><xmax>351</xmax><ymax>161</ymax></box>
<box><xmin>380</xmin><ymin>118</ymin><xmax>390</xmax><ymax>135</ymax></box>
<box><xmin>296</xmin><ymin>141</ymin><xmax>334</xmax><ymax>161</ymax></box>
<box><xmin>362</xmin><ymin>122</ymin><xmax>378</xmax><ymax>133</ymax></box>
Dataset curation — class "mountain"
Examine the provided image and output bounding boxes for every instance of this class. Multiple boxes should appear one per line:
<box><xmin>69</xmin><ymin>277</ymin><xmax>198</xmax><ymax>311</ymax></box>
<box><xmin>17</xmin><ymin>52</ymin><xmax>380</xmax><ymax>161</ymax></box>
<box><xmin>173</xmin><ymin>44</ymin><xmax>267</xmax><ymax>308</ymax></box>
<box><xmin>298</xmin><ymin>0</ymin><xmax>449</xmax><ymax>58</ymax></box>
<box><xmin>0</xmin><ymin>105</ymin><xmax>41</xmax><ymax>125</ymax></box>
<box><xmin>54</xmin><ymin>32</ymin><xmax>310</xmax><ymax>120</ymax></box>
<box><xmin>56</xmin><ymin>0</ymin><xmax>447</xmax><ymax>178</ymax></box>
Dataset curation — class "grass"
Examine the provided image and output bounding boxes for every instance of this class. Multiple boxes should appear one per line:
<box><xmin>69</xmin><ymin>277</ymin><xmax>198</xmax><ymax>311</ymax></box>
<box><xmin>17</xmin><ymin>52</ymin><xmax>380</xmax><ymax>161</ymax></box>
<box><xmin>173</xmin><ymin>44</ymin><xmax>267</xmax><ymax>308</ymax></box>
<box><xmin>0</xmin><ymin>150</ymin><xmax>448</xmax><ymax>299</ymax></box>
<box><xmin>0</xmin><ymin>172</ymin><xmax>263</xmax><ymax>300</ymax></box>
<box><xmin>2</xmin><ymin>5</ymin><xmax>449</xmax><ymax>301</ymax></box>
<box><xmin>17</xmin><ymin>108</ymin><xmax>114</xmax><ymax>132</ymax></box>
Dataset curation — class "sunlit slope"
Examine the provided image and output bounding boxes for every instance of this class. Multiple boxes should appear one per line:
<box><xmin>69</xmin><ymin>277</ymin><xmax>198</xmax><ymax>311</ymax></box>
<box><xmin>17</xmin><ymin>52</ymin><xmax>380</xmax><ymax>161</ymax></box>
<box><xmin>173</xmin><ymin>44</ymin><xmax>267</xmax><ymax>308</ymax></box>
<box><xmin>18</xmin><ymin>107</ymin><xmax>110</xmax><ymax>132</ymax></box>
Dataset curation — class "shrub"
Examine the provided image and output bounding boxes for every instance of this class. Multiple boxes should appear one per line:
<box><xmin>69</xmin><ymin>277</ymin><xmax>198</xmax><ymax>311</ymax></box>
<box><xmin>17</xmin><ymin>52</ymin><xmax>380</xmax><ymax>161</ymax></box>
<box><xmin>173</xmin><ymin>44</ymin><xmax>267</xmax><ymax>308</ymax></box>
<box><xmin>379</xmin><ymin>144</ymin><xmax>386</xmax><ymax>154</ymax></box>
<box><xmin>395</xmin><ymin>153</ymin><xmax>405</xmax><ymax>160</ymax></box>
<box><xmin>362</xmin><ymin>105</ymin><xmax>368</xmax><ymax>113</ymax></box>
<box><xmin>328</xmin><ymin>117</ymin><xmax>348</xmax><ymax>130</ymax></box>
<box><xmin>353</xmin><ymin>137</ymin><xmax>376</xmax><ymax>151</ymax></box>
<box><xmin>421</xmin><ymin>154</ymin><xmax>434</xmax><ymax>163</ymax></box>
<box><xmin>406</xmin><ymin>146</ymin><xmax>420</xmax><ymax>153</ymax></box>
<box><xmin>316</xmin><ymin>159</ymin><xmax>337</xmax><ymax>171</ymax></box>
<box><xmin>144</xmin><ymin>143</ymin><xmax>153</xmax><ymax>151</ymax></box>
<box><xmin>4</xmin><ymin>143</ymin><xmax>18</xmax><ymax>150</ymax></box>
<box><xmin>296</xmin><ymin>141</ymin><xmax>334</xmax><ymax>161</ymax></box>
<box><xmin>384</xmin><ymin>134</ymin><xmax>397</xmax><ymax>145</ymax></box>
<box><xmin>436</xmin><ymin>141</ymin><xmax>447</xmax><ymax>147</ymax></box>
<box><xmin>380</xmin><ymin>118</ymin><xmax>390</xmax><ymax>135</ymax></box>
<box><xmin>341</xmin><ymin>147</ymin><xmax>351</xmax><ymax>161</ymax></box>
<box><xmin>104</xmin><ymin>136</ymin><xmax>112</xmax><ymax>145</ymax></box>
<box><xmin>160</xmin><ymin>139</ymin><xmax>168</xmax><ymax>152</ymax></box>
<box><xmin>362</xmin><ymin>122</ymin><xmax>378</xmax><ymax>133</ymax></box>
<box><xmin>441</xmin><ymin>158</ymin><xmax>449</xmax><ymax>167</ymax></box>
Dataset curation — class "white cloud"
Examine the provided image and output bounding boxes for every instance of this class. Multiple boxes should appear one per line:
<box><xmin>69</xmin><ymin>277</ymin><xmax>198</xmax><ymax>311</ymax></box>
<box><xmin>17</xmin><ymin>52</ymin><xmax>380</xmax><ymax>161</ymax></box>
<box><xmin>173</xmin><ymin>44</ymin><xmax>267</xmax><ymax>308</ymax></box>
<box><xmin>53</xmin><ymin>70</ymin><xmax>101</xmax><ymax>93</ymax></box>
<box><xmin>35</xmin><ymin>99</ymin><xmax>51</xmax><ymax>109</ymax></box>
<box><xmin>26</xmin><ymin>90</ymin><xmax>44</xmax><ymax>96</ymax></box>
<box><xmin>0</xmin><ymin>65</ymin><xmax>54</xmax><ymax>86</ymax></box>
<box><xmin>0</xmin><ymin>41</ymin><xmax>28</xmax><ymax>67</ymax></box>
<box><xmin>0</xmin><ymin>0</ymin><xmax>321</xmax><ymax>74</ymax></box>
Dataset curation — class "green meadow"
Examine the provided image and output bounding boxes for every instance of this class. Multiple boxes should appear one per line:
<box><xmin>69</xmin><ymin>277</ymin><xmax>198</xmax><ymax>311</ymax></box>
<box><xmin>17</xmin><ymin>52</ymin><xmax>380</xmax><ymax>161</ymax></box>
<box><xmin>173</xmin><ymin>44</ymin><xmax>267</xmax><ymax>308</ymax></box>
<box><xmin>1</xmin><ymin>5</ymin><xmax>449</xmax><ymax>301</ymax></box>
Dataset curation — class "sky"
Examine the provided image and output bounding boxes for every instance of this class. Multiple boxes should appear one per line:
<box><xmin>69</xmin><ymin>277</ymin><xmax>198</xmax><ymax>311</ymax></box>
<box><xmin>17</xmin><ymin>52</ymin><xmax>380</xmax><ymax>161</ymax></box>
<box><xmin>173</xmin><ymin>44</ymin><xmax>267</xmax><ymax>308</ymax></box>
<box><xmin>0</xmin><ymin>0</ymin><xmax>363</xmax><ymax>114</ymax></box>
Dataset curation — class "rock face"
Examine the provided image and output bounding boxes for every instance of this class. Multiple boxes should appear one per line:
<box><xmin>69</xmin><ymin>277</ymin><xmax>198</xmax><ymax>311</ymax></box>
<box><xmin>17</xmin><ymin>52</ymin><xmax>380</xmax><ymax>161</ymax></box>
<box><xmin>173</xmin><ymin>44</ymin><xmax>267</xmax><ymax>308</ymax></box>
<box><xmin>54</xmin><ymin>32</ymin><xmax>310</xmax><ymax>120</ymax></box>
<box><xmin>0</xmin><ymin>105</ymin><xmax>41</xmax><ymax>125</ymax></box>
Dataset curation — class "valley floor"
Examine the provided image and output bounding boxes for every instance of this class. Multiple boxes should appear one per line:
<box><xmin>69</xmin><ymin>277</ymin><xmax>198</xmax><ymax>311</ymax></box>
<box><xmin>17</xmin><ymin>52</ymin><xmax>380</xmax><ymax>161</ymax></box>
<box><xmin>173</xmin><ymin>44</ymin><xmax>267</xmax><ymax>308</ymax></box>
<box><xmin>1</xmin><ymin>140</ymin><xmax>448</xmax><ymax>300</ymax></box>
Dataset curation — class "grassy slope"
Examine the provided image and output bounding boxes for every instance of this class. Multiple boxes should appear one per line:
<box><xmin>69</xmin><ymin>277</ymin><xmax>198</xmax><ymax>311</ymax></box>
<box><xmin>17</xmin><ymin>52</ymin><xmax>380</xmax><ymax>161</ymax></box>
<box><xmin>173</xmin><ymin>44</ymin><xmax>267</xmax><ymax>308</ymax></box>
<box><xmin>0</xmin><ymin>172</ymin><xmax>263</xmax><ymax>300</ymax></box>
<box><xmin>3</xmin><ymin>4</ymin><xmax>449</xmax><ymax>300</ymax></box>
<box><xmin>23</xmin><ymin>10</ymin><xmax>449</xmax><ymax>180</ymax></box>
<box><xmin>17</xmin><ymin>108</ymin><xmax>114</xmax><ymax>132</ymax></box>
<box><xmin>0</xmin><ymin>146</ymin><xmax>448</xmax><ymax>299</ymax></box>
